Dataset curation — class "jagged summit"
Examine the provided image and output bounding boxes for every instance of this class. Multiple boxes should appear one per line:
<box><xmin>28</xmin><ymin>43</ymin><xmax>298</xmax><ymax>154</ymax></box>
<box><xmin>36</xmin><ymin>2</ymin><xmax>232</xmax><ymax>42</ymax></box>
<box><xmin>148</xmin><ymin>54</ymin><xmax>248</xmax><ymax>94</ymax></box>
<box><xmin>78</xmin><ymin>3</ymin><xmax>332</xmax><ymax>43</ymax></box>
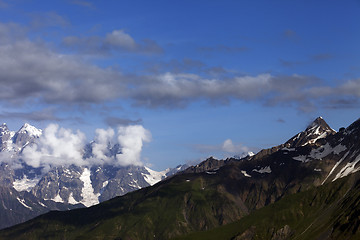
<box><xmin>305</xmin><ymin>116</ymin><xmax>333</xmax><ymax>131</ymax></box>
<box><xmin>0</xmin><ymin>124</ymin><xmax>8</xmax><ymax>133</ymax></box>
<box><xmin>17</xmin><ymin>123</ymin><xmax>42</xmax><ymax>137</ymax></box>
<box><xmin>285</xmin><ymin>117</ymin><xmax>336</xmax><ymax>147</ymax></box>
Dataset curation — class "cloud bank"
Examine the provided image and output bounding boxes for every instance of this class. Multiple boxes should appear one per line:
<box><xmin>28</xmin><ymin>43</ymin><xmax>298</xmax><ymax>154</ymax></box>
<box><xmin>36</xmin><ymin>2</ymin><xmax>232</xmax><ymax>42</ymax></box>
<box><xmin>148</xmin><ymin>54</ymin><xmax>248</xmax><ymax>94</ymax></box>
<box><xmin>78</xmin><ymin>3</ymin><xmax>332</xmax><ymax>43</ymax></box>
<box><xmin>0</xmin><ymin>22</ymin><xmax>359</xmax><ymax>113</ymax></box>
<box><xmin>20</xmin><ymin>124</ymin><xmax>151</xmax><ymax>171</ymax></box>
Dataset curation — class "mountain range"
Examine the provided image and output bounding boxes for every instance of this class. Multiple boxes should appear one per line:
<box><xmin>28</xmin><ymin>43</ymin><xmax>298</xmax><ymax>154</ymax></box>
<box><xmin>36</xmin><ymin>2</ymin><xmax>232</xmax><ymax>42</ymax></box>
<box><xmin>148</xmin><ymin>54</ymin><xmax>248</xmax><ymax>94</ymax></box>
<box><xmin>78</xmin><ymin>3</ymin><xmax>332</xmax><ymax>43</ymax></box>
<box><xmin>0</xmin><ymin>123</ymin><xmax>187</xmax><ymax>229</ymax></box>
<box><xmin>1</xmin><ymin>116</ymin><xmax>360</xmax><ymax>239</ymax></box>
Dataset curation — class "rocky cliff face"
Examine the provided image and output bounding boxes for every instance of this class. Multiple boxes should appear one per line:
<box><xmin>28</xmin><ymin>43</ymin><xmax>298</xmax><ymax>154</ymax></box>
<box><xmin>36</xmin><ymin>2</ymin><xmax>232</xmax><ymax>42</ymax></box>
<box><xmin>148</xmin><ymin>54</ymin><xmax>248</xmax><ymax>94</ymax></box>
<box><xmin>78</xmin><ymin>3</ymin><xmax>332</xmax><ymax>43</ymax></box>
<box><xmin>0</xmin><ymin>185</ymin><xmax>81</xmax><ymax>229</ymax></box>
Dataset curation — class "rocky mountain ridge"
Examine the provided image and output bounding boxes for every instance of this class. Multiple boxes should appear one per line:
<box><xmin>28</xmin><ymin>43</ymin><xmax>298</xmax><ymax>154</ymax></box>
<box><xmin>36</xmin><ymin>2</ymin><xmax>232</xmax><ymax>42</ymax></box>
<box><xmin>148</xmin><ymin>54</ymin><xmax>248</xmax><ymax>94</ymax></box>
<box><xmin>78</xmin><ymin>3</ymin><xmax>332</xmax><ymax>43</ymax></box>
<box><xmin>2</xmin><ymin>117</ymin><xmax>360</xmax><ymax>239</ymax></box>
<box><xmin>0</xmin><ymin>123</ymin><xmax>188</xmax><ymax>229</ymax></box>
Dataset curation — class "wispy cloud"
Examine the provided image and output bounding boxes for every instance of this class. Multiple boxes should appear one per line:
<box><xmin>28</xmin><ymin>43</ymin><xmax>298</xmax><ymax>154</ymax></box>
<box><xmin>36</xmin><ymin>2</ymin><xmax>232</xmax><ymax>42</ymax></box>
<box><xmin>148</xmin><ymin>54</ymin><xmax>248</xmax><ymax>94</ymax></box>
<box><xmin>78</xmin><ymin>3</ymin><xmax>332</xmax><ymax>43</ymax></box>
<box><xmin>197</xmin><ymin>45</ymin><xmax>248</xmax><ymax>53</ymax></box>
<box><xmin>129</xmin><ymin>72</ymin><xmax>319</xmax><ymax>108</ymax></box>
<box><xmin>311</xmin><ymin>53</ymin><xmax>333</xmax><ymax>61</ymax></box>
<box><xmin>63</xmin><ymin>29</ymin><xmax>163</xmax><ymax>55</ymax></box>
<box><xmin>0</xmin><ymin>0</ymin><xmax>8</xmax><ymax>8</ymax></box>
<box><xmin>69</xmin><ymin>0</ymin><xmax>95</xmax><ymax>9</ymax></box>
<box><xmin>279</xmin><ymin>59</ymin><xmax>304</xmax><ymax>67</ymax></box>
<box><xmin>0</xmin><ymin>109</ymin><xmax>85</xmax><ymax>124</ymax></box>
<box><xmin>283</xmin><ymin>29</ymin><xmax>300</xmax><ymax>41</ymax></box>
<box><xmin>146</xmin><ymin>58</ymin><xmax>206</xmax><ymax>74</ymax></box>
<box><xmin>30</xmin><ymin>11</ymin><xmax>70</xmax><ymax>29</ymax></box>
<box><xmin>0</xmin><ymin>22</ymin><xmax>27</xmax><ymax>43</ymax></box>
<box><xmin>193</xmin><ymin>139</ymin><xmax>253</xmax><ymax>159</ymax></box>
<box><xmin>105</xmin><ymin>117</ymin><xmax>143</xmax><ymax>127</ymax></box>
<box><xmin>277</xmin><ymin>118</ymin><xmax>286</xmax><ymax>123</ymax></box>
<box><xmin>0</xmin><ymin>110</ymin><xmax>61</xmax><ymax>121</ymax></box>
<box><xmin>280</xmin><ymin>53</ymin><xmax>334</xmax><ymax>68</ymax></box>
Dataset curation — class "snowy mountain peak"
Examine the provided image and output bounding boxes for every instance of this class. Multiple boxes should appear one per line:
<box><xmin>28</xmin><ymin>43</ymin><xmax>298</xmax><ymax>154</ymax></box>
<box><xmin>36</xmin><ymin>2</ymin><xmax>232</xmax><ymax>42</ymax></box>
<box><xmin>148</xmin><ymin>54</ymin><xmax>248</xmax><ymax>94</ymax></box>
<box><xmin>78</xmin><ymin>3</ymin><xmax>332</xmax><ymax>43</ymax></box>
<box><xmin>304</xmin><ymin>117</ymin><xmax>336</xmax><ymax>140</ymax></box>
<box><xmin>142</xmin><ymin>166</ymin><xmax>170</xmax><ymax>186</ymax></box>
<box><xmin>285</xmin><ymin>117</ymin><xmax>336</xmax><ymax>147</ymax></box>
<box><xmin>0</xmin><ymin>123</ymin><xmax>15</xmax><ymax>151</ymax></box>
<box><xmin>17</xmin><ymin>123</ymin><xmax>42</xmax><ymax>137</ymax></box>
<box><xmin>0</xmin><ymin>123</ymin><xmax>9</xmax><ymax>132</ymax></box>
<box><xmin>233</xmin><ymin>151</ymin><xmax>255</xmax><ymax>159</ymax></box>
<box><xmin>306</xmin><ymin>117</ymin><xmax>332</xmax><ymax>132</ymax></box>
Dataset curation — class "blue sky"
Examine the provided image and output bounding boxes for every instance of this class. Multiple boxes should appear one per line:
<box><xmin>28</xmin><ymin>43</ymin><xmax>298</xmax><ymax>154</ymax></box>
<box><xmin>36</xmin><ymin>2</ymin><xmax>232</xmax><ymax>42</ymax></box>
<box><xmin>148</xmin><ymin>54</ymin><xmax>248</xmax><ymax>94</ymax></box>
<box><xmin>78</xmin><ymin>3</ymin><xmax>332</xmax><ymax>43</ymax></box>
<box><xmin>0</xmin><ymin>0</ymin><xmax>359</xmax><ymax>170</ymax></box>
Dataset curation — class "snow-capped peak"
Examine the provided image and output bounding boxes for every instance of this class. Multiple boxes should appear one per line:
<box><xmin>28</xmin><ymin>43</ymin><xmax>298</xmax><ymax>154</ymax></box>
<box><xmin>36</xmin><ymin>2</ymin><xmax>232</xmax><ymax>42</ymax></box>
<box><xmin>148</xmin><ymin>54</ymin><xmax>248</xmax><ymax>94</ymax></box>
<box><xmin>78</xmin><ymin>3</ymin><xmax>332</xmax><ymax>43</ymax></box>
<box><xmin>233</xmin><ymin>151</ymin><xmax>255</xmax><ymax>160</ymax></box>
<box><xmin>142</xmin><ymin>166</ymin><xmax>170</xmax><ymax>186</ymax></box>
<box><xmin>0</xmin><ymin>123</ymin><xmax>9</xmax><ymax>132</ymax></box>
<box><xmin>302</xmin><ymin>117</ymin><xmax>336</xmax><ymax>144</ymax></box>
<box><xmin>248</xmin><ymin>151</ymin><xmax>255</xmax><ymax>157</ymax></box>
<box><xmin>17</xmin><ymin>123</ymin><xmax>42</xmax><ymax>138</ymax></box>
<box><xmin>285</xmin><ymin>117</ymin><xmax>336</xmax><ymax>148</ymax></box>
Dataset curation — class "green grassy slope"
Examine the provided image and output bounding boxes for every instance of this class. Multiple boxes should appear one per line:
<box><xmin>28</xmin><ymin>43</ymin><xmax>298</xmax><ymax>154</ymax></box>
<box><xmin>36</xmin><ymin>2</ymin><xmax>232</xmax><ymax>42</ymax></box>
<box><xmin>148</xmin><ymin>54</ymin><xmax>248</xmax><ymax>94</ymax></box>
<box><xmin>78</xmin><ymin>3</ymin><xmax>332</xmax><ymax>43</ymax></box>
<box><xmin>173</xmin><ymin>172</ymin><xmax>360</xmax><ymax>240</ymax></box>
<box><xmin>0</xmin><ymin>155</ymin><xmax>349</xmax><ymax>240</ymax></box>
<box><xmin>2</xmin><ymin>133</ymin><xmax>360</xmax><ymax>240</ymax></box>
<box><xmin>0</xmin><ymin>171</ymin><xmax>250</xmax><ymax>240</ymax></box>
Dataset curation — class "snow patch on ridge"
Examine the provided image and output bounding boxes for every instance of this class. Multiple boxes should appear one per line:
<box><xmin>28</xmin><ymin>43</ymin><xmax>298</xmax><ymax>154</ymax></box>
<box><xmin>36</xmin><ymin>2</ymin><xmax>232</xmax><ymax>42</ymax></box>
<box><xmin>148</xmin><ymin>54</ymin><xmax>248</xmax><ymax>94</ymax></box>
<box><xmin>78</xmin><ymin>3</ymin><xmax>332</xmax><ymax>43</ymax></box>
<box><xmin>142</xmin><ymin>166</ymin><xmax>169</xmax><ymax>186</ymax></box>
<box><xmin>293</xmin><ymin>155</ymin><xmax>310</xmax><ymax>163</ymax></box>
<box><xmin>68</xmin><ymin>192</ymin><xmax>79</xmax><ymax>205</ymax></box>
<box><xmin>102</xmin><ymin>180</ymin><xmax>109</xmax><ymax>188</ymax></box>
<box><xmin>13</xmin><ymin>176</ymin><xmax>41</xmax><ymax>192</ymax></box>
<box><xmin>16</xmin><ymin>197</ymin><xmax>33</xmax><ymax>210</ymax></box>
<box><xmin>321</xmin><ymin>151</ymin><xmax>349</xmax><ymax>184</ymax></box>
<box><xmin>333</xmin><ymin>154</ymin><xmax>360</xmax><ymax>182</ymax></box>
<box><xmin>252</xmin><ymin>166</ymin><xmax>272</xmax><ymax>173</ymax></box>
<box><xmin>241</xmin><ymin>170</ymin><xmax>251</xmax><ymax>177</ymax></box>
<box><xmin>305</xmin><ymin>131</ymin><xmax>328</xmax><ymax>145</ymax></box>
<box><xmin>18</xmin><ymin>123</ymin><xmax>42</xmax><ymax>137</ymax></box>
<box><xmin>51</xmin><ymin>193</ymin><xmax>63</xmax><ymax>203</ymax></box>
<box><xmin>79</xmin><ymin>168</ymin><xmax>100</xmax><ymax>207</ymax></box>
<box><xmin>309</xmin><ymin>143</ymin><xmax>347</xmax><ymax>159</ymax></box>
<box><xmin>128</xmin><ymin>179</ymin><xmax>141</xmax><ymax>189</ymax></box>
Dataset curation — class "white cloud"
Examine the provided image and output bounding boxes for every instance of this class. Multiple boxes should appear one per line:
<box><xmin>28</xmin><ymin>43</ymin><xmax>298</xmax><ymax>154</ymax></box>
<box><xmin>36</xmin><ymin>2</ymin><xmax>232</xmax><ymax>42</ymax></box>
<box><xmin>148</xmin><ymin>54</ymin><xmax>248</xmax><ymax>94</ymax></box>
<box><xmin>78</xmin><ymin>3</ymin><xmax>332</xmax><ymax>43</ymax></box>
<box><xmin>339</xmin><ymin>78</ymin><xmax>360</xmax><ymax>97</ymax></box>
<box><xmin>0</xmin><ymin>39</ymin><xmax>125</xmax><ymax>104</ymax></box>
<box><xmin>22</xmin><ymin>124</ymin><xmax>87</xmax><ymax>171</ymax></box>
<box><xmin>91</xmin><ymin>128</ymin><xmax>115</xmax><ymax>163</ymax></box>
<box><xmin>1</xmin><ymin>21</ymin><xmax>359</xmax><ymax>112</ymax></box>
<box><xmin>222</xmin><ymin>139</ymin><xmax>237</xmax><ymax>153</ymax></box>
<box><xmin>222</xmin><ymin>139</ymin><xmax>250</xmax><ymax>153</ymax></box>
<box><xmin>193</xmin><ymin>139</ymin><xmax>251</xmax><ymax>157</ymax></box>
<box><xmin>20</xmin><ymin>124</ymin><xmax>152</xmax><ymax>171</ymax></box>
<box><xmin>63</xmin><ymin>29</ymin><xmax>163</xmax><ymax>55</ymax></box>
<box><xmin>116</xmin><ymin>125</ymin><xmax>152</xmax><ymax>166</ymax></box>
<box><xmin>130</xmin><ymin>72</ymin><xmax>313</xmax><ymax>108</ymax></box>
<box><xmin>105</xmin><ymin>29</ymin><xmax>137</xmax><ymax>50</ymax></box>
<box><xmin>30</xmin><ymin>12</ymin><xmax>70</xmax><ymax>29</ymax></box>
